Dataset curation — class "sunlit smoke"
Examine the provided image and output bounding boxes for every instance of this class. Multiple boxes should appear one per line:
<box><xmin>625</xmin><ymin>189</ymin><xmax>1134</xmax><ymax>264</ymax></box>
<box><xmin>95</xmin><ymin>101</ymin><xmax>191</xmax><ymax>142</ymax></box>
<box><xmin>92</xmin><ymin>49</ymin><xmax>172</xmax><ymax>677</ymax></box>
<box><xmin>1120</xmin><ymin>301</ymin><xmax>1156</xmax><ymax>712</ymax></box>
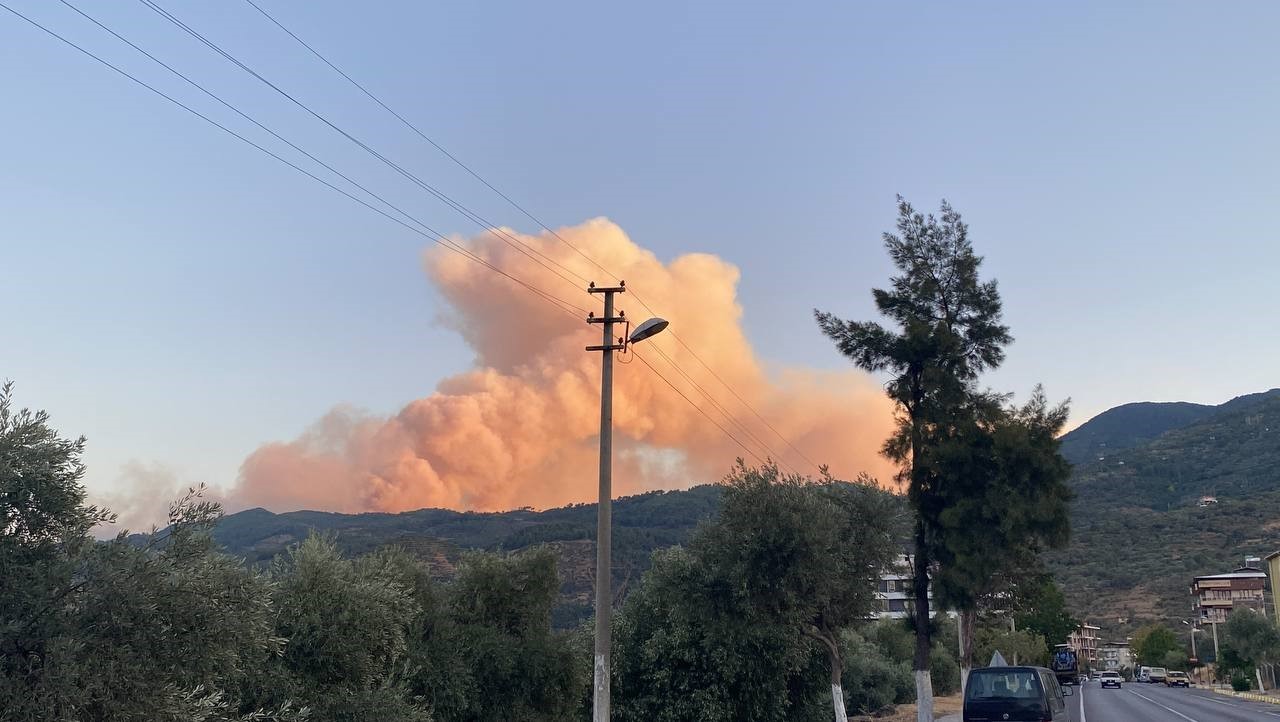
<box><xmin>229</xmin><ymin>218</ymin><xmax>896</xmax><ymax>513</ymax></box>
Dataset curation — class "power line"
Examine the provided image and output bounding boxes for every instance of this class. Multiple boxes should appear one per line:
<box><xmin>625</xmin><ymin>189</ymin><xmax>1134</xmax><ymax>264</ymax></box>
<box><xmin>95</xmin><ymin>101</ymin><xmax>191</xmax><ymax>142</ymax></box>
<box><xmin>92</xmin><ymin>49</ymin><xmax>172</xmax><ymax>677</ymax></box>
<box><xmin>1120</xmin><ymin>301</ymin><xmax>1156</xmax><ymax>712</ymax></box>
<box><xmin>0</xmin><ymin>1</ymin><xmax>588</xmax><ymax>322</ymax></box>
<box><xmin>8</xmin><ymin>0</ymin><xmax>811</xmax><ymax>475</ymax></box>
<box><xmin>138</xmin><ymin>0</ymin><xmax>595</xmax><ymax>296</ymax></box>
<box><xmin>646</xmin><ymin>342</ymin><xmax>796</xmax><ymax>475</ymax></box>
<box><xmin>4</xmin><ymin>2</ymin><xmax>777</xmax><ymax>473</ymax></box>
<box><xmin>653</xmin><ymin>325</ymin><xmax>824</xmax><ymax>473</ymax></box>
<box><xmin>237</xmin><ymin>1</ymin><xmax>826</xmax><ymax>475</ymax></box>
<box><xmin>240</xmin><ymin>0</ymin><xmax>623</xmax><ymax>286</ymax></box>
<box><xmin>631</xmin><ymin>350</ymin><xmax>765</xmax><ymax>467</ymax></box>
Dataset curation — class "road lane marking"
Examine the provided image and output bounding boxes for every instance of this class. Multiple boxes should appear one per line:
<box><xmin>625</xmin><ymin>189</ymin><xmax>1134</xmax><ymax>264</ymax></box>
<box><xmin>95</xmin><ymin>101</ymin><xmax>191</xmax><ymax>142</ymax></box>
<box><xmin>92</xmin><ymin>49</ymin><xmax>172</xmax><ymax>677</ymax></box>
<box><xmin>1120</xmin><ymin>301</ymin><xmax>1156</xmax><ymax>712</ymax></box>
<box><xmin>1192</xmin><ymin>693</ymin><xmax>1245</xmax><ymax>708</ymax></box>
<box><xmin>1078</xmin><ymin>682</ymin><xmax>1086</xmax><ymax>722</ymax></box>
<box><xmin>1128</xmin><ymin>688</ymin><xmax>1203</xmax><ymax>722</ymax></box>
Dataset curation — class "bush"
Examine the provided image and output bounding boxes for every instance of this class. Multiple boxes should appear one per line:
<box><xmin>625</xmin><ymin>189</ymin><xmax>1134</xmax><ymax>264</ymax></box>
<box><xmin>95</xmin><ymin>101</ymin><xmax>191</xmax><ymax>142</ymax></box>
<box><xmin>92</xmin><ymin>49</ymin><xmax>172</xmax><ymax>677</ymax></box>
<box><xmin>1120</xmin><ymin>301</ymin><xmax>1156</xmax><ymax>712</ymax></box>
<box><xmin>930</xmin><ymin>645</ymin><xmax>961</xmax><ymax>696</ymax></box>
<box><xmin>1232</xmin><ymin>675</ymin><xmax>1252</xmax><ymax>691</ymax></box>
<box><xmin>840</xmin><ymin>631</ymin><xmax>913</xmax><ymax>713</ymax></box>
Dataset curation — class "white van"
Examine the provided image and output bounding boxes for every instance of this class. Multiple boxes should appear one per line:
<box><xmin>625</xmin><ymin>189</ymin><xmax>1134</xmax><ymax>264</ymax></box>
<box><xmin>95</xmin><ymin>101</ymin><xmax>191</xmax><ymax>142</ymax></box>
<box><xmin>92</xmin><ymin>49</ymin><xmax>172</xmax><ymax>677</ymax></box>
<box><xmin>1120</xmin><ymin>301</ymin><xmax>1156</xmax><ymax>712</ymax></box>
<box><xmin>1137</xmin><ymin>666</ymin><xmax>1151</xmax><ymax>683</ymax></box>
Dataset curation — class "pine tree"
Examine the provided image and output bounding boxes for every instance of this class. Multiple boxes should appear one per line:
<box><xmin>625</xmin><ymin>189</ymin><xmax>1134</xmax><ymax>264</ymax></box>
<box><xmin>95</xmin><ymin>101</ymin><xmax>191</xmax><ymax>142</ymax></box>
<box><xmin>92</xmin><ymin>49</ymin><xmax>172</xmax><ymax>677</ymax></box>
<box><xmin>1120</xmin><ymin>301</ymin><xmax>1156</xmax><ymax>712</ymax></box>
<box><xmin>815</xmin><ymin>197</ymin><xmax>1010</xmax><ymax>721</ymax></box>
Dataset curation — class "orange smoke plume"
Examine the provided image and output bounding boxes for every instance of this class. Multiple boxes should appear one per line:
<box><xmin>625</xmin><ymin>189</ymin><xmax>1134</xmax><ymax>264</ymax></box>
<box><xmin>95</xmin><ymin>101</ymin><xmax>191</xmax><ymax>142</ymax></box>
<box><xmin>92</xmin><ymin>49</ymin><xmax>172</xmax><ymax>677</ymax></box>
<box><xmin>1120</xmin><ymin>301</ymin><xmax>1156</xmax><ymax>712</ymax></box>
<box><xmin>231</xmin><ymin>219</ymin><xmax>896</xmax><ymax>513</ymax></box>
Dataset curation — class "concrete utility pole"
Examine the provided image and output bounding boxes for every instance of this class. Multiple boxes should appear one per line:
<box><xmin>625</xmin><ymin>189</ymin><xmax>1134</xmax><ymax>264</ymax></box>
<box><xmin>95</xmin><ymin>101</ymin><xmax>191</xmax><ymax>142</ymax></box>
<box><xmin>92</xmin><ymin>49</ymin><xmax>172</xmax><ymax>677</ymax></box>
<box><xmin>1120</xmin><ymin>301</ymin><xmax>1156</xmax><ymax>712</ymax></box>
<box><xmin>584</xmin><ymin>281</ymin><xmax>667</xmax><ymax>722</ymax></box>
<box><xmin>587</xmin><ymin>282</ymin><xmax>625</xmax><ymax>722</ymax></box>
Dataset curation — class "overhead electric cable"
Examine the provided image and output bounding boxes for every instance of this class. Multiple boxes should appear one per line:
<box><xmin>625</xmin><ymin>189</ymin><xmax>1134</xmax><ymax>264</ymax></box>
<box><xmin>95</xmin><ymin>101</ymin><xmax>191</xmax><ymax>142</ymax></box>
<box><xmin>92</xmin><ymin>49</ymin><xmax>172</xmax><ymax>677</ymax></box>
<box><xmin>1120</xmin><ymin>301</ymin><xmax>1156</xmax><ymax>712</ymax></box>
<box><xmin>240</xmin><ymin>0</ymin><xmax>621</xmax><ymax>285</ymax></box>
<box><xmin>6</xmin><ymin>1</ymin><xmax>809</xmax><ymax>473</ymax></box>
<box><xmin>632</xmin><ymin>350</ymin><xmax>765</xmax><ymax>467</ymax></box>
<box><xmin>139</xmin><ymin>0</ymin><xmax>594</xmax><ymax>294</ymax></box>
<box><xmin>647</xmin><ymin>342</ymin><xmax>795</xmax><ymax>474</ymax></box>
<box><xmin>0</xmin><ymin>1</ymin><xmax>588</xmax><ymax>321</ymax></box>
<box><xmin>239</xmin><ymin>0</ymin><xmax>826</xmax><ymax>475</ymax></box>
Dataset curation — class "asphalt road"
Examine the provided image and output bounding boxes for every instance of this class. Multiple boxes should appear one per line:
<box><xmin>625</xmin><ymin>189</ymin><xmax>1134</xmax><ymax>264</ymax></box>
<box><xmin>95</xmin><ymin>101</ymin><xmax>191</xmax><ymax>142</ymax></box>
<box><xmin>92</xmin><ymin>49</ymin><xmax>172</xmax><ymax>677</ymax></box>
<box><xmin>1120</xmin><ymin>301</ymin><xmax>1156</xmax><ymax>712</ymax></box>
<box><xmin>1070</xmin><ymin>680</ymin><xmax>1280</xmax><ymax>722</ymax></box>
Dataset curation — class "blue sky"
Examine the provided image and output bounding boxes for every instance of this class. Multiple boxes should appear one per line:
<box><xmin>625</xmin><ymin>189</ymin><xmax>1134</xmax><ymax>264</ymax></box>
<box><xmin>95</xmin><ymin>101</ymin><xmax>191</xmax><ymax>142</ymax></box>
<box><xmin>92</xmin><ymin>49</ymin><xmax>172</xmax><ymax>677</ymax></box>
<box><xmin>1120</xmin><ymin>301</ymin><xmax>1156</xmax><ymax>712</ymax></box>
<box><xmin>4</xmin><ymin>1</ymin><xmax>1278</xmax><ymax>505</ymax></box>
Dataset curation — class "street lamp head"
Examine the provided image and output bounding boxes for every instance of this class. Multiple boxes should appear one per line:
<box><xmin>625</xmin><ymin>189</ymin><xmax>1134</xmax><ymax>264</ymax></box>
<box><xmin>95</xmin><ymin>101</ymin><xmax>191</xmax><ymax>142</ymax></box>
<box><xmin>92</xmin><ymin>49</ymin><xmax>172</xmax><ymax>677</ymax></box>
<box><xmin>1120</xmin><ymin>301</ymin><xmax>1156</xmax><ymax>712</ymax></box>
<box><xmin>629</xmin><ymin>317</ymin><xmax>669</xmax><ymax>345</ymax></box>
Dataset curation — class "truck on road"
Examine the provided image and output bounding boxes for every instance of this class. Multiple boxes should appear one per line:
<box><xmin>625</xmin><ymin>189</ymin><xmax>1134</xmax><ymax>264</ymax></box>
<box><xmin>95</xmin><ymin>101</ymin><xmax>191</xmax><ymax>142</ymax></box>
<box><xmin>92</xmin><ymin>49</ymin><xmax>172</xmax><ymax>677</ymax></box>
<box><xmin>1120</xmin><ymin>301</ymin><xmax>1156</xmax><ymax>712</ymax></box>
<box><xmin>1050</xmin><ymin>645</ymin><xmax>1079</xmax><ymax>685</ymax></box>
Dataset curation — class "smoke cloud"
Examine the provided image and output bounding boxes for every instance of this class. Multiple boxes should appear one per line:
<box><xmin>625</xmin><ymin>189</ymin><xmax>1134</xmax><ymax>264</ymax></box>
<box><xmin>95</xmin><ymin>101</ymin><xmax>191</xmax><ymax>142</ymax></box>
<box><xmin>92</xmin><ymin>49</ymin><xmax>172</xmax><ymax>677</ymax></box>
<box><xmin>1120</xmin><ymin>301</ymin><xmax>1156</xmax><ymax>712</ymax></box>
<box><xmin>230</xmin><ymin>218</ymin><xmax>896</xmax><ymax>513</ymax></box>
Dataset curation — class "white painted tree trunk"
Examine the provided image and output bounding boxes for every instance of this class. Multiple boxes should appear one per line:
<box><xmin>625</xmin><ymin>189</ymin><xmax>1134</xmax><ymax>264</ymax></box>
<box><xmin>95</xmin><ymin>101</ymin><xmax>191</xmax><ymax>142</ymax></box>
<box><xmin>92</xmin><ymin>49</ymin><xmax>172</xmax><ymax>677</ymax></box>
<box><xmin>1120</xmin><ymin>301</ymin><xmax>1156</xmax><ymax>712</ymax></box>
<box><xmin>831</xmin><ymin>683</ymin><xmax>848</xmax><ymax>722</ymax></box>
<box><xmin>1257</xmin><ymin>667</ymin><xmax>1267</xmax><ymax>693</ymax></box>
<box><xmin>915</xmin><ymin>669</ymin><xmax>933</xmax><ymax>722</ymax></box>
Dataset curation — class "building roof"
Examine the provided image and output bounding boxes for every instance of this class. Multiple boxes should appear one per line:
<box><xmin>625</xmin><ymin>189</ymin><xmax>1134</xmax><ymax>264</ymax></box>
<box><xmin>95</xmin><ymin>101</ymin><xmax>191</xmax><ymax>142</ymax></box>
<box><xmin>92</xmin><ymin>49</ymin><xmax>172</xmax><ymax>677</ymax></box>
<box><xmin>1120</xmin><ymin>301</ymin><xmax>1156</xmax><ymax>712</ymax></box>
<box><xmin>1265</xmin><ymin>550</ymin><xmax>1280</xmax><ymax>562</ymax></box>
<box><xmin>1193</xmin><ymin>568</ymin><xmax>1268</xmax><ymax>581</ymax></box>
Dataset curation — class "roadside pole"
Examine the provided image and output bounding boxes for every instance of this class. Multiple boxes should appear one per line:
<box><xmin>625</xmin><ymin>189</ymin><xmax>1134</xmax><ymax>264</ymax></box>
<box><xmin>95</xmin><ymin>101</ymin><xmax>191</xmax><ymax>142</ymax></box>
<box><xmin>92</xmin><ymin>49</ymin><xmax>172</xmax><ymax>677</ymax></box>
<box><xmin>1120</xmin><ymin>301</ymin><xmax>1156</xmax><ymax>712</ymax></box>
<box><xmin>588</xmin><ymin>283</ymin><xmax>626</xmax><ymax>722</ymax></box>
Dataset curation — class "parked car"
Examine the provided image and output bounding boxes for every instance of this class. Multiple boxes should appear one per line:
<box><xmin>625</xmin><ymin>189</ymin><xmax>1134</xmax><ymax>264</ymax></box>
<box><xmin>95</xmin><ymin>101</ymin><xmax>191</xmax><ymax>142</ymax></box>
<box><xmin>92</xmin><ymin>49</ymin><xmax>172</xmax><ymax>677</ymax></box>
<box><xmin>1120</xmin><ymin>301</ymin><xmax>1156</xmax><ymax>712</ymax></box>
<box><xmin>1136</xmin><ymin>665</ymin><xmax>1151</xmax><ymax>682</ymax></box>
<box><xmin>1165</xmin><ymin>671</ymin><xmax>1191</xmax><ymax>687</ymax></box>
<box><xmin>963</xmin><ymin>666</ymin><xmax>1072</xmax><ymax>721</ymax></box>
<box><xmin>1148</xmin><ymin>667</ymin><xmax>1168</xmax><ymax>684</ymax></box>
<box><xmin>1098</xmin><ymin>670</ymin><xmax>1123</xmax><ymax>689</ymax></box>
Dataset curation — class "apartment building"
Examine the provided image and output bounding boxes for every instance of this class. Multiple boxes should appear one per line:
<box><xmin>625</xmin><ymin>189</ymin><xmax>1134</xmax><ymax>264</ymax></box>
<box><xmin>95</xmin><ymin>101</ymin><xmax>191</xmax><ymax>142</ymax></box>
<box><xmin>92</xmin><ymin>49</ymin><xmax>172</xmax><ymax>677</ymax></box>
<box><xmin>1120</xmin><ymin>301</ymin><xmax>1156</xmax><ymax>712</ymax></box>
<box><xmin>873</xmin><ymin>555</ymin><xmax>958</xmax><ymax>620</ymax></box>
<box><xmin>1067</xmin><ymin>622</ymin><xmax>1101</xmax><ymax>667</ymax></box>
<box><xmin>875</xmin><ymin>556</ymin><xmax>915</xmax><ymax>619</ymax></box>
<box><xmin>1098</xmin><ymin>641</ymin><xmax>1133</xmax><ymax>672</ymax></box>
<box><xmin>1191</xmin><ymin>565</ymin><xmax>1267</xmax><ymax>624</ymax></box>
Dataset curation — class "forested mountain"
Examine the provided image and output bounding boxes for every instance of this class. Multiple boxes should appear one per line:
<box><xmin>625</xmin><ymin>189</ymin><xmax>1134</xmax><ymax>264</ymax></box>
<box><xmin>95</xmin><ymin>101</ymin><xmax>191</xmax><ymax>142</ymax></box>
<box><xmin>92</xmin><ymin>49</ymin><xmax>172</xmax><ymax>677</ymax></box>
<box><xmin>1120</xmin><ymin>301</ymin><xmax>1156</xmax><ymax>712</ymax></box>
<box><xmin>1057</xmin><ymin>389</ymin><xmax>1279</xmax><ymax>466</ymax></box>
<box><xmin>1050</xmin><ymin>389</ymin><xmax>1280</xmax><ymax>636</ymax></box>
<box><xmin>214</xmin><ymin>485</ymin><xmax>723</xmax><ymax>627</ymax></box>
<box><xmin>1058</xmin><ymin>401</ymin><xmax>1216</xmax><ymax>466</ymax></box>
<box><xmin>211</xmin><ymin>388</ymin><xmax>1280</xmax><ymax>635</ymax></box>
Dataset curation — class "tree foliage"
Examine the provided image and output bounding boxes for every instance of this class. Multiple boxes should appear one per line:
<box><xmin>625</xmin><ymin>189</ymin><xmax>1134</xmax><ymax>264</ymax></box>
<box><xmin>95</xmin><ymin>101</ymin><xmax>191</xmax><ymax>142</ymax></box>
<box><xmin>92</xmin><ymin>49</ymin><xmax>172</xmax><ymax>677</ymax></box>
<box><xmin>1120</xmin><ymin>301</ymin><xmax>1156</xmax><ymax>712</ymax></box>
<box><xmin>974</xmin><ymin>626</ymin><xmax>1049</xmax><ymax>668</ymax></box>
<box><xmin>1132</xmin><ymin>624</ymin><xmax>1181</xmax><ymax>666</ymax></box>
<box><xmin>1</xmin><ymin>383</ymin><xmax>586</xmax><ymax>722</ymax></box>
<box><xmin>1013</xmin><ymin>575</ymin><xmax>1079</xmax><ymax>648</ymax></box>
<box><xmin>612</xmin><ymin>463</ymin><xmax>903</xmax><ymax>722</ymax></box>
<box><xmin>1218</xmin><ymin>608</ymin><xmax>1280</xmax><ymax>681</ymax></box>
<box><xmin>930</xmin><ymin>389</ymin><xmax>1073</xmax><ymax>614</ymax></box>
<box><xmin>815</xmin><ymin>196</ymin><xmax>1013</xmax><ymax>721</ymax></box>
<box><xmin>411</xmin><ymin>547</ymin><xmax>584</xmax><ymax>722</ymax></box>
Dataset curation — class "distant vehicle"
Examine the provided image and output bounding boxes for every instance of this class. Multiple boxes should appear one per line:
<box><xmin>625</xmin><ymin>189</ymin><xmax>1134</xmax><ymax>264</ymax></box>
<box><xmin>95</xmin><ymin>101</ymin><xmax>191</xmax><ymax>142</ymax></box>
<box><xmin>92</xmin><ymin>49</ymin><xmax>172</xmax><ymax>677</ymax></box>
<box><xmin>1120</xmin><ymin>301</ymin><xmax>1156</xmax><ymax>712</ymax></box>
<box><xmin>1050</xmin><ymin>645</ymin><xmax>1079</xmax><ymax>685</ymax></box>
<box><xmin>963</xmin><ymin>666</ymin><xmax>1072</xmax><ymax>722</ymax></box>
<box><xmin>1098</xmin><ymin>670</ymin><xmax>1123</xmax><ymax>689</ymax></box>
<box><xmin>1137</xmin><ymin>666</ymin><xmax>1152</xmax><ymax>683</ymax></box>
<box><xmin>1076</xmin><ymin>674</ymin><xmax>1088</xmax><ymax>684</ymax></box>
<box><xmin>1148</xmin><ymin>667</ymin><xmax>1168</xmax><ymax>684</ymax></box>
<box><xmin>1165</xmin><ymin>671</ymin><xmax>1191</xmax><ymax>687</ymax></box>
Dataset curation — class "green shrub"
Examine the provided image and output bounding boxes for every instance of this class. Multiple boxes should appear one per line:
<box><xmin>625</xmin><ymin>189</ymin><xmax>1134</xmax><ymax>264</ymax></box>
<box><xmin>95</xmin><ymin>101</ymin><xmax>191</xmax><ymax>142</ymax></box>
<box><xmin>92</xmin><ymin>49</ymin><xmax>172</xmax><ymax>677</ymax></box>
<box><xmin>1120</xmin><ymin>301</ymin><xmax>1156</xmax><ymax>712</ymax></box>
<box><xmin>930</xmin><ymin>645</ymin><xmax>960</xmax><ymax>696</ymax></box>
<box><xmin>840</xmin><ymin>632</ymin><xmax>913</xmax><ymax>713</ymax></box>
<box><xmin>1232</xmin><ymin>675</ymin><xmax>1252</xmax><ymax>691</ymax></box>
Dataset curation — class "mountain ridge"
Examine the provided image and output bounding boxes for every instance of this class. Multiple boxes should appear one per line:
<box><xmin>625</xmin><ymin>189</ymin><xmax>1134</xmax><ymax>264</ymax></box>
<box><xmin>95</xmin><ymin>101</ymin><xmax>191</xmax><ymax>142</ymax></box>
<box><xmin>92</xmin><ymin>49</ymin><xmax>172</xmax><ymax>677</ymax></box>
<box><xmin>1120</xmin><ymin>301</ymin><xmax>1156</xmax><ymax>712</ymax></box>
<box><xmin>208</xmin><ymin>387</ymin><xmax>1280</xmax><ymax>633</ymax></box>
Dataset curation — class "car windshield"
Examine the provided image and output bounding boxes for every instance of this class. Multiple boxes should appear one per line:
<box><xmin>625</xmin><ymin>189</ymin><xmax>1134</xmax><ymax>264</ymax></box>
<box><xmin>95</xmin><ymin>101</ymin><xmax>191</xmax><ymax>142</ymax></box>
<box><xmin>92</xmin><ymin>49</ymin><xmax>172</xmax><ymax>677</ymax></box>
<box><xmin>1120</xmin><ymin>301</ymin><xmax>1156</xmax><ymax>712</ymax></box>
<box><xmin>1101</xmin><ymin>672</ymin><xmax>1119</xmax><ymax>677</ymax></box>
<box><xmin>1151</xmin><ymin>667</ymin><xmax>1167</xmax><ymax>673</ymax></box>
<box><xmin>966</xmin><ymin>670</ymin><xmax>1042</xmax><ymax>700</ymax></box>
<box><xmin>1168</xmin><ymin>672</ymin><xmax>1187</xmax><ymax>678</ymax></box>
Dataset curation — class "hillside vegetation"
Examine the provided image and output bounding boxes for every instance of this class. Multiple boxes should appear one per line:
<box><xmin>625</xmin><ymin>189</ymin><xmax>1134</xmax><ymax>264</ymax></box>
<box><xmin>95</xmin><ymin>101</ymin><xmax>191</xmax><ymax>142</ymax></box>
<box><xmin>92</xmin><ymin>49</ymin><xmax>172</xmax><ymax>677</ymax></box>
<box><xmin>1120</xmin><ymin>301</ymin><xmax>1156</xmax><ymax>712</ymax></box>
<box><xmin>1059</xmin><ymin>389</ymin><xmax>1279</xmax><ymax>466</ymax></box>
<box><xmin>1051</xmin><ymin>389</ymin><xmax>1280</xmax><ymax>634</ymax></box>
<box><xmin>214</xmin><ymin>485</ymin><xmax>723</xmax><ymax>627</ymax></box>
<box><xmin>211</xmin><ymin>389</ymin><xmax>1280</xmax><ymax>635</ymax></box>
